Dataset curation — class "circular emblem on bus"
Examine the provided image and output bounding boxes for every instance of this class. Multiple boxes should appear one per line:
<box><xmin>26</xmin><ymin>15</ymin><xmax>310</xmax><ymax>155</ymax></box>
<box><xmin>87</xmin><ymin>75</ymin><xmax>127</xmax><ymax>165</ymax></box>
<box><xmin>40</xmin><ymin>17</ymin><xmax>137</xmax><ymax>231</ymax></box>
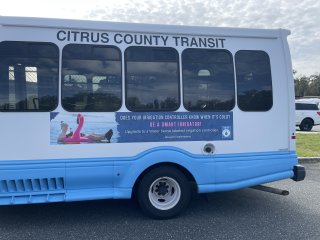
<box><xmin>222</xmin><ymin>128</ymin><xmax>231</xmax><ymax>138</ymax></box>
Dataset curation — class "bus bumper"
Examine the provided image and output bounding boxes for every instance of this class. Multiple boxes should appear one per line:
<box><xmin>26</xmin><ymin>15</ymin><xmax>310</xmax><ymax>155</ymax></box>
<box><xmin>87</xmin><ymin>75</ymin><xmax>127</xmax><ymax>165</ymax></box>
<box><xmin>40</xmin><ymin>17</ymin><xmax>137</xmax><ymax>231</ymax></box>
<box><xmin>292</xmin><ymin>165</ymin><xmax>306</xmax><ymax>181</ymax></box>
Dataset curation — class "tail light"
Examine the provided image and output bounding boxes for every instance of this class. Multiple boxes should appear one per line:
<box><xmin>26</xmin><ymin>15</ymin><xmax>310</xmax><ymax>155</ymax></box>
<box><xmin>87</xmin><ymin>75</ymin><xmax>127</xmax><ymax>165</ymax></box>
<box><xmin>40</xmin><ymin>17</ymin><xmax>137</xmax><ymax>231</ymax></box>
<box><xmin>317</xmin><ymin>112</ymin><xmax>320</xmax><ymax>116</ymax></box>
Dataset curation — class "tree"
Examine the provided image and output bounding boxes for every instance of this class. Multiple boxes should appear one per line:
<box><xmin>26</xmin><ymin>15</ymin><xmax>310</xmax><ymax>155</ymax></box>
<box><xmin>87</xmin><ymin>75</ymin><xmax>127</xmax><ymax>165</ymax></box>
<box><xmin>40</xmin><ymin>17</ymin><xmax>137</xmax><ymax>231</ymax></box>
<box><xmin>293</xmin><ymin>70</ymin><xmax>320</xmax><ymax>97</ymax></box>
<box><xmin>295</xmin><ymin>76</ymin><xmax>310</xmax><ymax>97</ymax></box>
<box><xmin>308</xmin><ymin>75</ymin><xmax>320</xmax><ymax>96</ymax></box>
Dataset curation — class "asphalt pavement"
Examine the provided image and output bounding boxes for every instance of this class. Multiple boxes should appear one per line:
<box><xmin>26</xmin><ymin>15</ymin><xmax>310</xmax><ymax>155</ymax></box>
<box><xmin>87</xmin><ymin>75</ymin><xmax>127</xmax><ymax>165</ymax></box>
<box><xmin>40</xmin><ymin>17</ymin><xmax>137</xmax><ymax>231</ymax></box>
<box><xmin>0</xmin><ymin>163</ymin><xmax>319</xmax><ymax>240</ymax></box>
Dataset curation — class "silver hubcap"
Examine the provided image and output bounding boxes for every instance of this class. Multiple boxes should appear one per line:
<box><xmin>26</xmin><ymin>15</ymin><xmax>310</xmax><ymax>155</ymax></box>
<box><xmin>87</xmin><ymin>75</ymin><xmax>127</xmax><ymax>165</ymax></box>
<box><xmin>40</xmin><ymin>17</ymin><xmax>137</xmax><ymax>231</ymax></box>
<box><xmin>148</xmin><ymin>177</ymin><xmax>181</xmax><ymax>210</ymax></box>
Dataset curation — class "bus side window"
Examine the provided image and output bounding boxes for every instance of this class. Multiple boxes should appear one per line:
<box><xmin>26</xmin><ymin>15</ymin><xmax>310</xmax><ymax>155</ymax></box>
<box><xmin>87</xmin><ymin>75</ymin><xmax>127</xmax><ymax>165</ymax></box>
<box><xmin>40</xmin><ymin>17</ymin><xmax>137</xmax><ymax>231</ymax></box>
<box><xmin>61</xmin><ymin>44</ymin><xmax>122</xmax><ymax>112</ymax></box>
<box><xmin>182</xmin><ymin>48</ymin><xmax>235</xmax><ymax>111</ymax></box>
<box><xmin>235</xmin><ymin>50</ymin><xmax>273</xmax><ymax>111</ymax></box>
<box><xmin>0</xmin><ymin>41</ymin><xmax>59</xmax><ymax>111</ymax></box>
<box><xmin>125</xmin><ymin>46</ymin><xmax>180</xmax><ymax>112</ymax></box>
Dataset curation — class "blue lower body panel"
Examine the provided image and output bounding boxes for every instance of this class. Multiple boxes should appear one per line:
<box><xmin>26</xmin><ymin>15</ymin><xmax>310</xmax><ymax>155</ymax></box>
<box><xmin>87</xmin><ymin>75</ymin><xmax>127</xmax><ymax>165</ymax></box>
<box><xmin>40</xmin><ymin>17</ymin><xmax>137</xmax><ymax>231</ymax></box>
<box><xmin>0</xmin><ymin>148</ymin><xmax>298</xmax><ymax>205</ymax></box>
<box><xmin>199</xmin><ymin>151</ymin><xmax>297</xmax><ymax>193</ymax></box>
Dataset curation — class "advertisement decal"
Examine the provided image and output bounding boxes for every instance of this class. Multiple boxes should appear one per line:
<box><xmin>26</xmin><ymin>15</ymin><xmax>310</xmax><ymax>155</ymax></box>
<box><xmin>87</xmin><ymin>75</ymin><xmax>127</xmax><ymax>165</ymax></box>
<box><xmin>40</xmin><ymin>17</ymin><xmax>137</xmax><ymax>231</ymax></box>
<box><xmin>50</xmin><ymin>112</ymin><xmax>233</xmax><ymax>144</ymax></box>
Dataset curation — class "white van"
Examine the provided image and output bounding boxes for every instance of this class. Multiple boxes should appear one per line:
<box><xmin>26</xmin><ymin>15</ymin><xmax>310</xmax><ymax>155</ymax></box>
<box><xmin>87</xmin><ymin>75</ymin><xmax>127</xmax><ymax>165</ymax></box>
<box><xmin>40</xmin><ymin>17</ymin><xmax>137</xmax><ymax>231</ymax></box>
<box><xmin>295</xmin><ymin>101</ymin><xmax>320</xmax><ymax>131</ymax></box>
<box><xmin>0</xmin><ymin>16</ymin><xmax>305</xmax><ymax>219</ymax></box>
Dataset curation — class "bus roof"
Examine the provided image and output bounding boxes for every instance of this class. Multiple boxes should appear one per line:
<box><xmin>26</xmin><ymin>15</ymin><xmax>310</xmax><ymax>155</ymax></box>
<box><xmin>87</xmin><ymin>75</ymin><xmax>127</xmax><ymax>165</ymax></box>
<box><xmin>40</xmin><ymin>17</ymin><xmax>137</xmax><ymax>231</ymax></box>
<box><xmin>0</xmin><ymin>16</ymin><xmax>290</xmax><ymax>39</ymax></box>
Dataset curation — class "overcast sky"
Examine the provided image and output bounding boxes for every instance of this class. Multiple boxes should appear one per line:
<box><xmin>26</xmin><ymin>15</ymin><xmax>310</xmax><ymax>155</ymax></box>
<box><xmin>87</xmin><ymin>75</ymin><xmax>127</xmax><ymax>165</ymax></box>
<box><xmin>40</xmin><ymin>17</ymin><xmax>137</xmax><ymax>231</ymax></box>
<box><xmin>1</xmin><ymin>0</ymin><xmax>319</xmax><ymax>76</ymax></box>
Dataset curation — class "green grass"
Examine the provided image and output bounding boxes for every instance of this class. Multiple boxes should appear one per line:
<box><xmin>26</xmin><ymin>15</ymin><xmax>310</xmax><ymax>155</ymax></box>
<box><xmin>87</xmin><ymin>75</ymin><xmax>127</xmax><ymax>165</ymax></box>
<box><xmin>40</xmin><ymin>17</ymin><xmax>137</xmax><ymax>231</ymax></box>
<box><xmin>296</xmin><ymin>133</ymin><xmax>320</xmax><ymax>157</ymax></box>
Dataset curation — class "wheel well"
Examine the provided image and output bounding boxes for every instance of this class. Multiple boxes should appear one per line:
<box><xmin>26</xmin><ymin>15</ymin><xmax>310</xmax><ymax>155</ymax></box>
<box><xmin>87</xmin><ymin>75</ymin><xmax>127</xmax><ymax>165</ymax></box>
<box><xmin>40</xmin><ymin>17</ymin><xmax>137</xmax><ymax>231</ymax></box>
<box><xmin>131</xmin><ymin>162</ymin><xmax>197</xmax><ymax>199</ymax></box>
<box><xmin>302</xmin><ymin>117</ymin><xmax>314</xmax><ymax>124</ymax></box>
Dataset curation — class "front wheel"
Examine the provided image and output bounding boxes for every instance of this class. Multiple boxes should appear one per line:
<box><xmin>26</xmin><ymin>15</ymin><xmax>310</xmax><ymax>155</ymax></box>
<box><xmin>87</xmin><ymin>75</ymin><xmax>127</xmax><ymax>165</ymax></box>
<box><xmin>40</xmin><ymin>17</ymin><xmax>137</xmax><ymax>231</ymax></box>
<box><xmin>137</xmin><ymin>166</ymin><xmax>191</xmax><ymax>219</ymax></box>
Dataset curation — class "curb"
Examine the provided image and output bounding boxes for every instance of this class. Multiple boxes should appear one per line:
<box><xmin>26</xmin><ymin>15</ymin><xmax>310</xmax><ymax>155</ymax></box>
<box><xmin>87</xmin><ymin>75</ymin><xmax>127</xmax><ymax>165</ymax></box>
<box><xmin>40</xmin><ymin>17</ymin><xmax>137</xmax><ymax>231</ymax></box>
<box><xmin>298</xmin><ymin>157</ymin><xmax>320</xmax><ymax>164</ymax></box>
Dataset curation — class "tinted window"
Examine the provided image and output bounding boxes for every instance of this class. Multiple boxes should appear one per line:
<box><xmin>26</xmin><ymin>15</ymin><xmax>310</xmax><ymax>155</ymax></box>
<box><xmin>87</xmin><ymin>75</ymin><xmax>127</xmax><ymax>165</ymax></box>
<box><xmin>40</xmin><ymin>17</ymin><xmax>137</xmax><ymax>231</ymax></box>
<box><xmin>235</xmin><ymin>50</ymin><xmax>273</xmax><ymax>111</ymax></box>
<box><xmin>62</xmin><ymin>44</ymin><xmax>122</xmax><ymax>112</ymax></box>
<box><xmin>125</xmin><ymin>47</ymin><xmax>180</xmax><ymax>111</ymax></box>
<box><xmin>182</xmin><ymin>49</ymin><xmax>235</xmax><ymax>111</ymax></box>
<box><xmin>296</xmin><ymin>103</ymin><xmax>319</xmax><ymax>110</ymax></box>
<box><xmin>0</xmin><ymin>41</ymin><xmax>59</xmax><ymax>111</ymax></box>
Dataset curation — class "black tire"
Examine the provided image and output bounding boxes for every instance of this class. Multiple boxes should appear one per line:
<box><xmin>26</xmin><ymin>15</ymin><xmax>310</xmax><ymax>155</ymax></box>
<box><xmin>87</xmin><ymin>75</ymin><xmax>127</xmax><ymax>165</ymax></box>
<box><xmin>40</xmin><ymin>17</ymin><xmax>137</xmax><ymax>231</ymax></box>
<box><xmin>137</xmin><ymin>166</ymin><xmax>191</xmax><ymax>219</ymax></box>
<box><xmin>299</xmin><ymin>118</ymin><xmax>314</xmax><ymax>131</ymax></box>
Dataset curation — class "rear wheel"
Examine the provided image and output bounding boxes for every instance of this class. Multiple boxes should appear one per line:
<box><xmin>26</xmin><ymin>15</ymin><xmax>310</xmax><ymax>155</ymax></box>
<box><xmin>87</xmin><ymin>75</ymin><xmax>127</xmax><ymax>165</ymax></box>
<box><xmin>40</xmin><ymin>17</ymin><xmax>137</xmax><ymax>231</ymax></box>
<box><xmin>137</xmin><ymin>166</ymin><xmax>191</xmax><ymax>219</ymax></box>
<box><xmin>299</xmin><ymin>118</ymin><xmax>314</xmax><ymax>131</ymax></box>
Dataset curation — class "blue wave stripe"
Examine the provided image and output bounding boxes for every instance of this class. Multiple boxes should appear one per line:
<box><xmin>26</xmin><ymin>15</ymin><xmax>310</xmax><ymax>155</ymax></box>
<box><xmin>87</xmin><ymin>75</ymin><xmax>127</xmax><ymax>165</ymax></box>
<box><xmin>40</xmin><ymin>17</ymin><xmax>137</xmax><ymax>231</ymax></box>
<box><xmin>0</xmin><ymin>148</ymin><xmax>298</xmax><ymax>205</ymax></box>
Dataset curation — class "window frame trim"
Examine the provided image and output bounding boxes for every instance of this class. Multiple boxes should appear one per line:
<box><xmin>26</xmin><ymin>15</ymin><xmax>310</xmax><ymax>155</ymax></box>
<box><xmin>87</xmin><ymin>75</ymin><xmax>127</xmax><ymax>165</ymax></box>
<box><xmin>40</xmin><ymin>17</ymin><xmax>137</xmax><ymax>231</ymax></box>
<box><xmin>181</xmin><ymin>47</ymin><xmax>236</xmax><ymax>112</ymax></box>
<box><xmin>235</xmin><ymin>49</ymin><xmax>273</xmax><ymax>112</ymax></box>
<box><xmin>124</xmin><ymin>46</ymin><xmax>181</xmax><ymax>112</ymax></box>
<box><xmin>61</xmin><ymin>43</ymin><xmax>123</xmax><ymax>112</ymax></box>
<box><xmin>0</xmin><ymin>40</ymin><xmax>60</xmax><ymax>112</ymax></box>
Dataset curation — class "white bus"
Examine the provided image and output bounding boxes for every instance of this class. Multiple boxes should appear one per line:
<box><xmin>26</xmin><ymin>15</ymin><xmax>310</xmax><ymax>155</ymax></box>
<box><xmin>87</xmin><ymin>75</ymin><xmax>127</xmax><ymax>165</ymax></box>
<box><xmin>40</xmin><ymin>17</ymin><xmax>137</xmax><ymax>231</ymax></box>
<box><xmin>0</xmin><ymin>17</ymin><xmax>305</xmax><ymax>219</ymax></box>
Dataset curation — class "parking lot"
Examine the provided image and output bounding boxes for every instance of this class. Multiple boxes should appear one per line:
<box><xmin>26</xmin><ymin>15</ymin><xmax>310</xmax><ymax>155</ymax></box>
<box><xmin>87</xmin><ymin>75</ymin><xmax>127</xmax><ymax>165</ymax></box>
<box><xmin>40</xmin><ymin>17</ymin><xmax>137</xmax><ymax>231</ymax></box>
<box><xmin>0</xmin><ymin>163</ymin><xmax>319</xmax><ymax>240</ymax></box>
<box><xmin>312</xmin><ymin>125</ymin><xmax>320</xmax><ymax>132</ymax></box>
